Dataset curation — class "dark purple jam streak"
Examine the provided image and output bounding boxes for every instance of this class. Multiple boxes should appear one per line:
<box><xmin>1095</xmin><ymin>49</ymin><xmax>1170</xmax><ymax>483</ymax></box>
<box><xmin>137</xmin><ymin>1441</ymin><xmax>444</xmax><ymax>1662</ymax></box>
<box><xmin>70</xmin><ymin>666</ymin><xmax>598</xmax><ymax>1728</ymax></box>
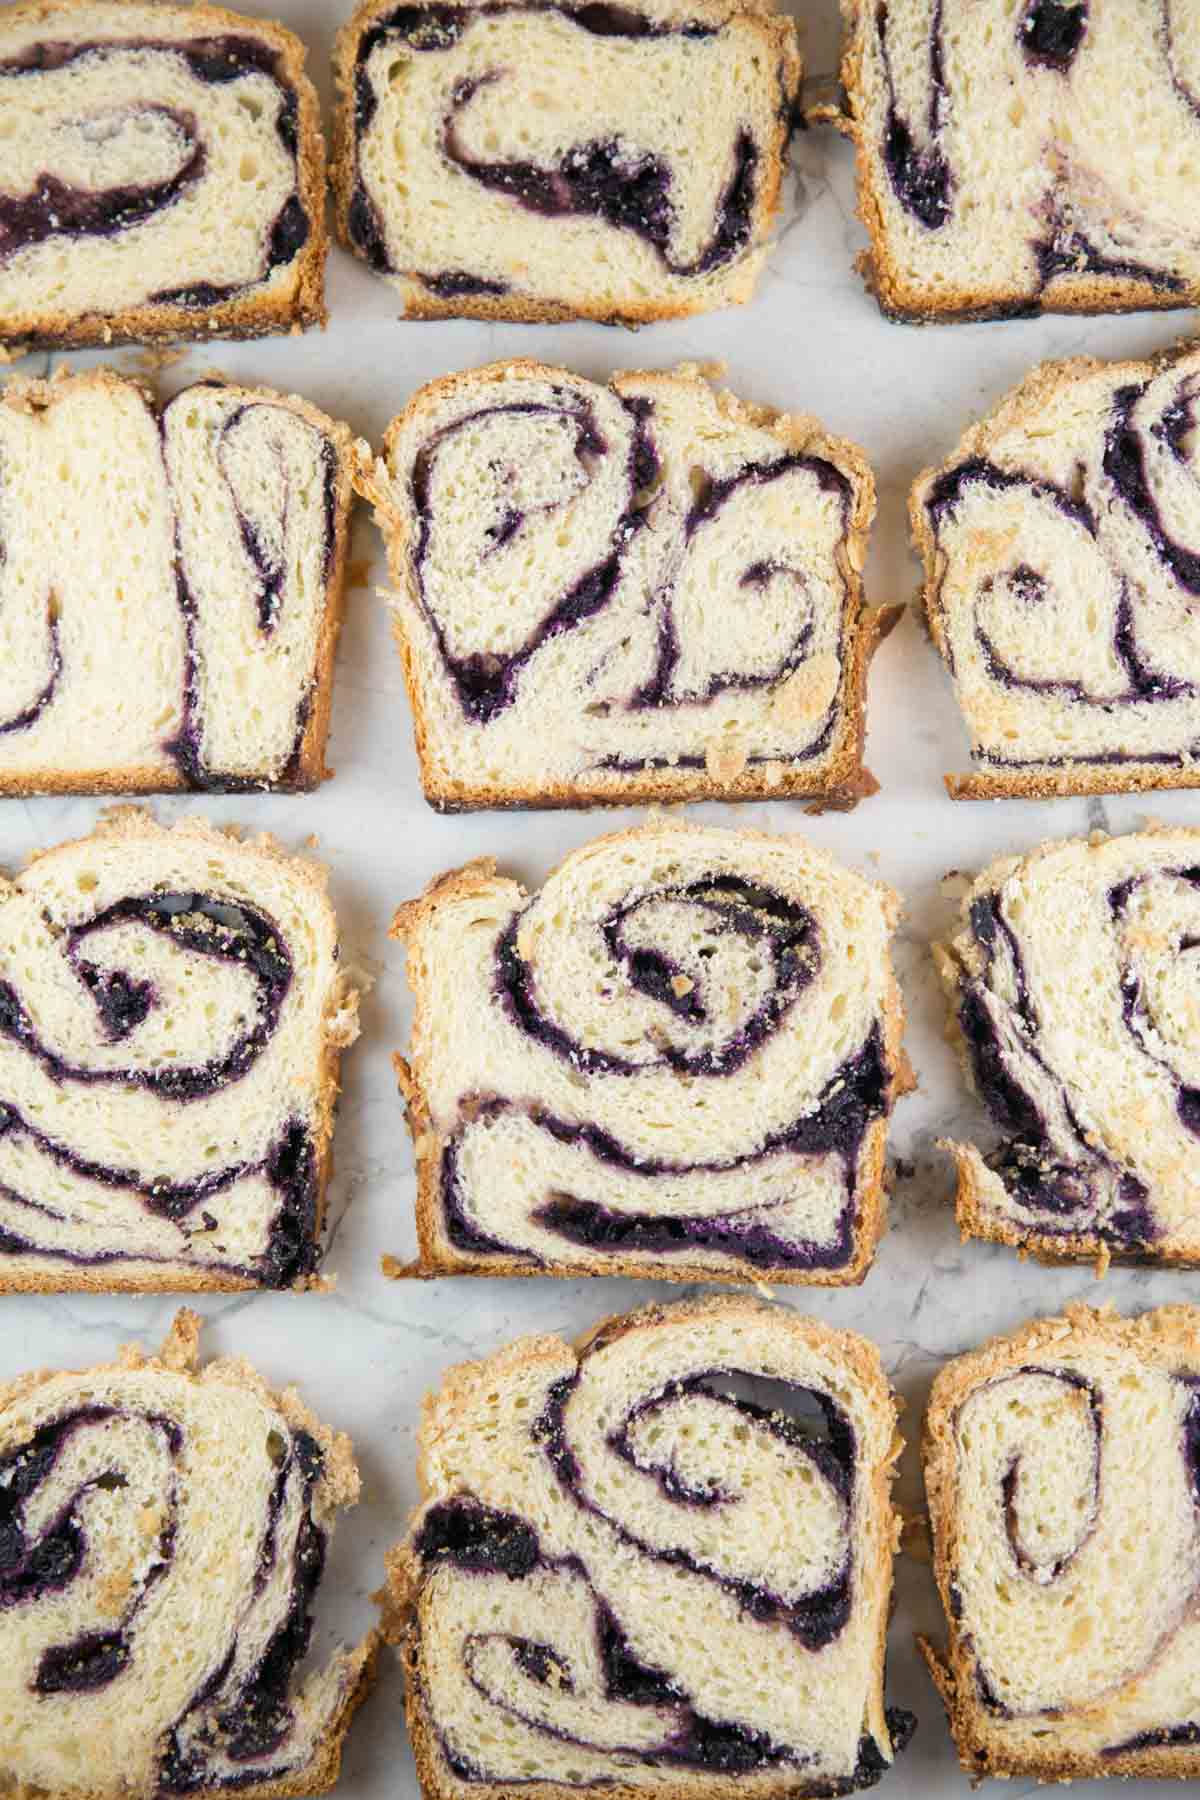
<box><xmin>0</xmin><ymin>1405</ymin><xmax>182</xmax><ymax>1696</ymax></box>
<box><xmin>349</xmin><ymin>3</ymin><xmax>756</xmax><ymax>280</ymax></box>
<box><xmin>877</xmin><ymin>0</ymin><xmax>952</xmax><ymax>230</ymax></box>
<box><xmin>409</xmin><ymin>392</ymin><xmax>647</xmax><ymax>723</ymax></box>
<box><xmin>956</xmin><ymin>889</ymin><xmax>1160</xmax><ymax>1247</ymax></box>
<box><xmin>1020</xmin><ymin>0</ymin><xmax>1088</xmax><ymax>69</ymax></box>
<box><xmin>999</xmin><ymin>1367</ymin><xmax>1101</xmax><ymax>1580</ymax></box>
<box><xmin>163</xmin><ymin>401</ymin><xmax>336</xmax><ymax>790</ymax></box>
<box><xmin>159</xmin><ymin>1427</ymin><xmax>328</xmax><ymax>1790</ymax></box>
<box><xmin>0</xmin><ymin>38</ymin><xmax>311</xmax><ymax>290</ymax></box>
<box><xmin>0</xmin><ymin>606</ymin><xmax>61</xmax><ymax>737</ymax></box>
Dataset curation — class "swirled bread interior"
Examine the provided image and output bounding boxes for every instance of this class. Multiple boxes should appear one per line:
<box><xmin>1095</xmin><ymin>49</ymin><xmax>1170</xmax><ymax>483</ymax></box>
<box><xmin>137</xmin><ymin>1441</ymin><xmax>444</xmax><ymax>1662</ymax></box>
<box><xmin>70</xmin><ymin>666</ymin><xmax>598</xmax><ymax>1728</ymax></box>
<box><xmin>332</xmin><ymin>0</ymin><xmax>800</xmax><ymax>323</ymax></box>
<box><xmin>362</xmin><ymin>360</ymin><xmax>882</xmax><ymax>809</ymax></box>
<box><xmin>936</xmin><ymin>824</ymin><xmax>1200</xmax><ymax>1266</ymax></box>
<box><xmin>383</xmin><ymin>1295</ymin><xmax>912</xmax><ymax>1797</ymax></box>
<box><xmin>840</xmin><ymin>0</ymin><xmax>1200</xmax><ymax>321</ymax></box>
<box><xmin>0</xmin><ymin>0</ymin><xmax>327</xmax><ymax>350</ymax></box>
<box><xmin>0</xmin><ymin>370</ymin><xmax>352</xmax><ymax>794</ymax></box>
<box><xmin>0</xmin><ymin>808</ymin><xmax>359</xmax><ymax>1292</ymax></box>
<box><xmin>913</xmin><ymin>341</ymin><xmax>1200</xmax><ymax>799</ymax></box>
<box><xmin>390</xmin><ymin>817</ymin><xmax>905</xmax><ymax>1285</ymax></box>
<box><xmin>0</xmin><ymin>1308</ymin><xmax>374</xmax><ymax>1799</ymax></box>
<box><xmin>923</xmin><ymin>1303</ymin><xmax>1200</xmax><ymax>1780</ymax></box>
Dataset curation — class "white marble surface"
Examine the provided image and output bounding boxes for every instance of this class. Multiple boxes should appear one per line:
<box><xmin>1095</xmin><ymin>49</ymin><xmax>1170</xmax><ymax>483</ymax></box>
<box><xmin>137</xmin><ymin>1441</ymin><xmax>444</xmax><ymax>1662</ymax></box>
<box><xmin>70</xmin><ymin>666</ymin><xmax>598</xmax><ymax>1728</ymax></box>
<box><xmin>4</xmin><ymin>2</ymin><xmax>1199</xmax><ymax>1795</ymax></box>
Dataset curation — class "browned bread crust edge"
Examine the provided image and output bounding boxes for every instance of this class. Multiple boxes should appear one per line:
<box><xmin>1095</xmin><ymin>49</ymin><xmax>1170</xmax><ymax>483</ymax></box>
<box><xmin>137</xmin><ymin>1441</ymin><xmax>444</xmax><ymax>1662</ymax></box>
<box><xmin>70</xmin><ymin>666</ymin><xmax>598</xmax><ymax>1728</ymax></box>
<box><xmin>0</xmin><ymin>367</ymin><xmax>355</xmax><ymax>796</ymax></box>
<box><xmin>378</xmin><ymin>1293</ymin><xmax>905</xmax><ymax>1800</ymax></box>
<box><xmin>921</xmin><ymin>1301</ymin><xmax>1200</xmax><ymax>1781</ymax></box>
<box><xmin>356</xmin><ymin>358</ymin><xmax>894</xmax><ymax>813</ymax></box>
<box><xmin>0</xmin><ymin>0</ymin><xmax>328</xmax><ymax>353</ymax></box>
<box><xmin>0</xmin><ymin>808</ymin><xmax>360</xmax><ymax>1295</ymax></box>
<box><xmin>330</xmin><ymin>0</ymin><xmax>801</xmax><ymax>325</ymax></box>
<box><xmin>384</xmin><ymin>816</ymin><xmax>910</xmax><ymax>1286</ymax></box>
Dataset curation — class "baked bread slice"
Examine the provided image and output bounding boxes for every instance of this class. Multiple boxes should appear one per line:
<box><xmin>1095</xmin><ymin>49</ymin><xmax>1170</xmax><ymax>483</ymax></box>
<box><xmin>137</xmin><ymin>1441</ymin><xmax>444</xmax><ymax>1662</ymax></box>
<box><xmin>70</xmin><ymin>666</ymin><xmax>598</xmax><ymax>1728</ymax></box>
<box><xmin>389</xmin><ymin>816</ymin><xmax>908</xmax><ymax>1285</ymax></box>
<box><xmin>835</xmin><ymin>1</ymin><xmax>1200</xmax><ymax>323</ymax></box>
<box><xmin>0</xmin><ymin>1307</ymin><xmax>376</xmax><ymax>1798</ymax></box>
<box><xmin>0</xmin><ymin>368</ymin><xmax>354</xmax><ymax>795</ymax></box>
<box><xmin>381</xmin><ymin>1294</ymin><xmax>913</xmax><ymax>1797</ymax></box>
<box><xmin>936</xmin><ymin>824</ymin><xmax>1200</xmax><ymax>1267</ymax></box>
<box><xmin>0</xmin><ymin>808</ymin><xmax>360</xmax><ymax>1292</ymax></box>
<box><xmin>331</xmin><ymin>0</ymin><xmax>800</xmax><ymax>324</ymax></box>
<box><xmin>922</xmin><ymin>1302</ymin><xmax>1200</xmax><ymax>1781</ymax></box>
<box><xmin>0</xmin><ymin>1</ymin><xmax>327</xmax><ymax>351</ymax></box>
<box><xmin>360</xmin><ymin>359</ymin><xmax>892</xmax><ymax>811</ymax></box>
<box><xmin>912</xmin><ymin>340</ymin><xmax>1200</xmax><ymax>800</ymax></box>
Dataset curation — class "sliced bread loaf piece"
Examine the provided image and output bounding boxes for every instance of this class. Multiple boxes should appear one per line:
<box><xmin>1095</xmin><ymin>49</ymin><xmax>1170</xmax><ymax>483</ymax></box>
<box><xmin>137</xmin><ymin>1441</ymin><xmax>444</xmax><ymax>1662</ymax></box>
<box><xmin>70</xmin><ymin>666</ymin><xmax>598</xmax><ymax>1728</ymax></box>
<box><xmin>332</xmin><ymin>0</ymin><xmax>801</xmax><ymax>324</ymax></box>
<box><xmin>389</xmin><ymin>817</ymin><xmax>908</xmax><ymax>1285</ymax></box>
<box><xmin>382</xmin><ymin>1294</ymin><xmax>913</xmax><ymax>1797</ymax></box>
<box><xmin>0</xmin><ymin>1308</ymin><xmax>376</xmax><ymax>1798</ymax></box>
<box><xmin>913</xmin><ymin>341</ymin><xmax>1200</xmax><ymax>799</ymax></box>
<box><xmin>936</xmin><ymin>825</ymin><xmax>1200</xmax><ymax>1266</ymax></box>
<box><xmin>360</xmin><ymin>360</ymin><xmax>889</xmax><ymax>810</ymax></box>
<box><xmin>0</xmin><ymin>369</ymin><xmax>353</xmax><ymax>794</ymax></box>
<box><xmin>837</xmin><ymin>1</ymin><xmax>1200</xmax><ymax>323</ymax></box>
<box><xmin>923</xmin><ymin>1303</ymin><xmax>1200</xmax><ymax>1781</ymax></box>
<box><xmin>0</xmin><ymin>1</ymin><xmax>327</xmax><ymax>350</ymax></box>
<box><xmin>0</xmin><ymin>808</ymin><xmax>360</xmax><ymax>1292</ymax></box>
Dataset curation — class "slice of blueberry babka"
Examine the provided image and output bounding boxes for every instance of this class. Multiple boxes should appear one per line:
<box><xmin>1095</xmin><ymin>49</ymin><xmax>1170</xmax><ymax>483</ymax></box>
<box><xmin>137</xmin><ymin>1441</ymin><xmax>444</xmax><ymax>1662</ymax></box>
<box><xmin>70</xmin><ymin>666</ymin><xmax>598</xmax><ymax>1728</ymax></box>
<box><xmin>0</xmin><ymin>808</ymin><xmax>360</xmax><ymax>1291</ymax></box>
<box><xmin>937</xmin><ymin>824</ymin><xmax>1200</xmax><ymax>1266</ymax></box>
<box><xmin>836</xmin><ymin>1</ymin><xmax>1200</xmax><ymax>321</ymax></box>
<box><xmin>923</xmin><ymin>1303</ymin><xmax>1200</xmax><ymax>1780</ymax></box>
<box><xmin>0</xmin><ymin>369</ymin><xmax>353</xmax><ymax>794</ymax></box>
<box><xmin>360</xmin><ymin>360</ymin><xmax>889</xmax><ymax>810</ymax></box>
<box><xmin>914</xmin><ymin>341</ymin><xmax>1200</xmax><ymax>798</ymax></box>
<box><xmin>382</xmin><ymin>1295</ymin><xmax>913</xmax><ymax>1797</ymax></box>
<box><xmin>0</xmin><ymin>1308</ymin><xmax>376</xmax><ymax>1798</ymax></box>
<box><xmin>332</xmin><ymin>0</ymin><xmax>801</xmax><ymax>323</ymax></box>
<box><xmin>0</xmin><ymin>1</ymin><xmax>327</xmax><ymax>350</ymax></box>
<box><xmin>389</xmin><ymin>817</ymin><xmax>908</xmax><ymax>1285</ymax></box>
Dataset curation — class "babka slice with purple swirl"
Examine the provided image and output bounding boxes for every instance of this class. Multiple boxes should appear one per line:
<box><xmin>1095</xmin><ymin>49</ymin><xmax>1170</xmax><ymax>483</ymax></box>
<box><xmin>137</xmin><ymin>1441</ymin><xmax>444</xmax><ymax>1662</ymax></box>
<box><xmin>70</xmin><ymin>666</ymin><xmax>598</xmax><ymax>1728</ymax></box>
<box><xmin>382</xmin><ymin>1294</ymin><xmax>914</xmax><ymax>1797</ymax></box>
<box><xmin>360</xmin><ymin>360</ymin><xmax>890</xmax><ymax>810</ymax></box>
<box><xmin>0</xmin><ymin>808</ymin><xmax>361</xmax><ymax>1292</ymax></box>
<box><xmin>332</xmin><ymin>0</ymin><xmax>800</xmax><ymax>324</ymax></box>
<box><xmin>914</xmin><ymin>340</ymin><xmax>1200</xmax><ymax>800</ymax></box>
<box><xmin>0</xmin><ymin>1308</ymin><xmax>376</xmax><ymax>1798</ymax></box>
<box><xmin>0</xmin><ymin>369</ymin><xmax>354</xmax><ymax>795</ymax></box>
<box><xmin>389</xmin><ymin>817</ymin><xmax>908</xmax><ymax>1285</ymax></box>
<box><xmin>836</xmin><ymin>2</ymin><xmax>1200</xmax><ymax>322</ymax></box>
<box><xmin>936</xmin><ymin>824</ymin><xmax>1200</xmax><ymax>1267</ymax></box>
<box><xmin>923</xmin><ymin>1303</ymin><xmax>1200</xmax><ymax>1781</ymax></box>
<box><xmin>0</xmin><ymin>2</ymin><xmax>328</xmax><ymax>351</ymax></box>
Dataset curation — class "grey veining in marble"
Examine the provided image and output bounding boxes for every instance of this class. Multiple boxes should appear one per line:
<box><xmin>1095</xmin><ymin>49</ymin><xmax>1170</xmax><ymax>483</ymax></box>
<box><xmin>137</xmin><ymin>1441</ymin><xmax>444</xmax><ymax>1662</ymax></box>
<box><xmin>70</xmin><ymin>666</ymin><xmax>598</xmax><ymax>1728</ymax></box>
<box><xmin>1</xmin><ymin>2</ymin><xmax>1196</xmax><ymax>1796</ymax></box>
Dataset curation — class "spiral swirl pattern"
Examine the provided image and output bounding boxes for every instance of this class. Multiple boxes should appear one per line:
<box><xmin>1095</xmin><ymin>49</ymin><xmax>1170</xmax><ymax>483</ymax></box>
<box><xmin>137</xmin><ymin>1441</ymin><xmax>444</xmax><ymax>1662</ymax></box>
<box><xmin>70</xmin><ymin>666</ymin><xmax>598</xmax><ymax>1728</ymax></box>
<box><xmin>385</xmin><ymin>1298</ymin><xmax>910</xmax><ymax>1792</ymax></box>
<box><xmin>365</xmin><ymin>362</ymin><xmax>879</xmax><ymax>808</ymax></box>
<box><xmin>0</xmin><ymin>372</ymin><xmax>348</xmax><ymax>793</ymax></box>
<box><xmin>0</xmin><ymin>4</ymin><xmax>325</xmax><ymax>349</ymax></box>
<box><xmin>392</xmin><ymin>818</ymin><xmax>903</xmax><ymax>1284</ymax></box>
<box><xmin>915</xmin><ymin>344</ymin><xmax>1200</xmax><ymax>797</ymax></box>
<box><xmin>335</xmin><ymin>0</ymin><xmax>799</xmax><ymax>321</ymax></box>
<box><xmin>0</xmin><ymin>811</ymin><xmax>356</xmax><ymax>1291</ymax></box>
<box><xmin>938</xmin><ymin>826</ymin><xmax>1200</xmax><ymax>1263</ymax></box>
<box><xmin>0</xmin><ymin>1311</ymin><xmax>372</xmax><ymax>1796</ymax></box>
<box><xmin>924</xmin><ymin>1306</ymin><xmax>1200</xmax><ymax>1778</ymax></box>
<box><xmin>847</xmin><ymin>0</ymin><xmax>1200</xmax><ymax>320</ymax></box>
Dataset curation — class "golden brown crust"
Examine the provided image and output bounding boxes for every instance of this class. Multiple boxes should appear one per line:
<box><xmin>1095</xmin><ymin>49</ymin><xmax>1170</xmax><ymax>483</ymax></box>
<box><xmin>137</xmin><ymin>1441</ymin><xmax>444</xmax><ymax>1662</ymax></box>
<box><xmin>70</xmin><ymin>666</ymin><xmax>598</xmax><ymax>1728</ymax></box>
<box><xmin>0</xmin><ymin>366</ymin><xmax>355</xmax><ymax>796</ymax></box>
<box><xmin>331</xmin><ymin>3</ymin><xmax>799</xmax><ymax>325</ymax></box>
<box><xmin>0</xmin><ymin>0</ymin><xmax>328</xmax><ymax>353</ymax></box>
<box><xmin>383</xmin><ymin>815</ymin><xmax>906</xmax><ymax>1287</ymax></box>
<box><xmin>909</xmin><ymin>337</ymin><xmax>1200</xmax><ymax>797</ymax></box>
<box><xmin>381</xmin><ymin>1294</ymin><xmax>905</xmax><ymax>1800</ymax></box>
<box><xmin>922</xmin><ymin>1302</ymin><xmax>1200</xmax><ymax>1782</ymax></box>
<box><xmin>832</xmin><ymin>5</ymin><xmax>1200</xmax><ymax>325</ymax></box>
<box><xmin>0</xmin><ymin>807</ymin><xmax>359</xmax><ymax>1295</ymax></box>
<box><xmin>0</xmin><ymin>1308</ymin><xmax>379</xmax><ymax>1800</ymax></box>
<box><xmin>356</xmin><ymin>358</ymin><xmax>891</xmax><ymax>812</ymax></box>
